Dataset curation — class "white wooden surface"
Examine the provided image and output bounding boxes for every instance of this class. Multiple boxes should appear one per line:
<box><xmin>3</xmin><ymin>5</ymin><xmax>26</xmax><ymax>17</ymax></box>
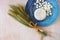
<box><xmin>0</xmin><ymin>0</ymin><xmax>60</xmax><ymax>40</ymax></box>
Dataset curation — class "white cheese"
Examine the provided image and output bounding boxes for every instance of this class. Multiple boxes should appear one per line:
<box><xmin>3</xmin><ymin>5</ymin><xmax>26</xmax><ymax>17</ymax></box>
<box><xmin>34</xmin><ymin>0</ymin><xmax>53</xmax><ymax>20</ymax></box>
<box><xmin>34</xmin><ymin>8</ymin><xmax>46</xmax><ymax>20</ymax></box>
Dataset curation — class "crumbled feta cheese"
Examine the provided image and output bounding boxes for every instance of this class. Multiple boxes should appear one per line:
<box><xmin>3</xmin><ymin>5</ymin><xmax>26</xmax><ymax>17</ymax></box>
<box><xmin>36</xmin><ymin>0</ymin><xmax>39</xmax><ymax>3</ymax></box>
<box><xmin>46</xmin><ymin>13</ymin><xmax>49</xmax><ymax>16</ymax></box>
<box><xmin>49</xmin><ymin>13</ymin><xmax>52</xmax><ymax>16</ymax></box>
<box><xmin>34</xmin><ymin>0</ymin><xmax>53</xmax><ymax>20</ymax></box>
<box><xmin>36</xmin><ymin>4</ymin><xmax>39</xmax><ymax>8</ymax></box>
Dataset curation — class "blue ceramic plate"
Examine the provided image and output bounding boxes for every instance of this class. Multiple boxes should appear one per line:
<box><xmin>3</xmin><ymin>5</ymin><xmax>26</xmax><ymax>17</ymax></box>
<box><xmin>25</xmin><ymin>0</ymin><xmax>59</xmax><ymax>26</ymax></box>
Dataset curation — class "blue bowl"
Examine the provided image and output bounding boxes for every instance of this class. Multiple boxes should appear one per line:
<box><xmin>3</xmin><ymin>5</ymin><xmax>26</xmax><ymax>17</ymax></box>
<box><xmin>25</xmin><ymin>0</ymin><xmax>59</xmax><ymax>27</ymax></box>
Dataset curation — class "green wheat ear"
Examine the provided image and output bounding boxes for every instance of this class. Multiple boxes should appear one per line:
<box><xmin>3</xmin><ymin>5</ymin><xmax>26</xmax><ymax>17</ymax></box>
<box><xmin>8</xmin><ymin>4</ymin><xmax>31</xmax><ymax>27</ymax></box>
<box><xmin>8</xmin><ymin>4</ymin><xmax>47</xmax><ymax>36</ymax></box>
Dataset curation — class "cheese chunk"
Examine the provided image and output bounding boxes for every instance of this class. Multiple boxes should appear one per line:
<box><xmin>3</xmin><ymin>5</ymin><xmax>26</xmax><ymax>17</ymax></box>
<box><xmin>34</xmin><ymin>8</ymin><xmax>46</xmax><ymax>20</ymax></box>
